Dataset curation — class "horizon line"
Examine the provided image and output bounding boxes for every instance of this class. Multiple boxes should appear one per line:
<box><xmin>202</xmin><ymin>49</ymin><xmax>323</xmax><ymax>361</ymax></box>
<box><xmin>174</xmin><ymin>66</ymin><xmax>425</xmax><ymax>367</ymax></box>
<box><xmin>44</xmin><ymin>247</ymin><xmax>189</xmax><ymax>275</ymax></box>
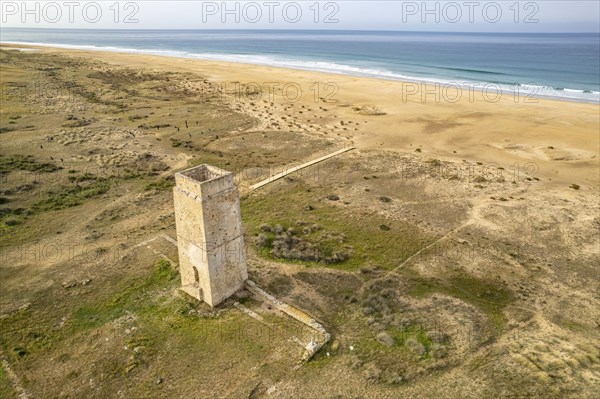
<box><xmin>2</xmin><ymin>27</ymin><xmax>599</xmax><ymax>34</ymax></box>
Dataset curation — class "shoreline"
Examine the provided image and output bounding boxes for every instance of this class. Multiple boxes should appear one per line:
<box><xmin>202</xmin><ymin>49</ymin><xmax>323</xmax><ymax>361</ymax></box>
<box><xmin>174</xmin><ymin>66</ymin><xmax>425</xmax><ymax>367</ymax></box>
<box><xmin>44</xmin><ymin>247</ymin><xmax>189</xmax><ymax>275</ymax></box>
<box><xmin>2</xmin><ymin>42</ymin><xmax>598</xmax><ymax>188</ymax></box>
<box><xmin>2</xmin><ymin>40</ymin><xmax>599</xmax><ymax>105</ymax></box>
<box><xmin>1</xmin><ymin>34</ymin><xmax>599</xmax><ymax>399</ymax></box>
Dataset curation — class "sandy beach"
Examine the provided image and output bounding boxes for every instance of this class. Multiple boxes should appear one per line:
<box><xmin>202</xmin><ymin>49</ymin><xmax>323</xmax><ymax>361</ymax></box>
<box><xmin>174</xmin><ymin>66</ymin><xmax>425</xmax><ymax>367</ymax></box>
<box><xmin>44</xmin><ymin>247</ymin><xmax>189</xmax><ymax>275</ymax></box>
<box><xmin>1</xmin><ymin>43</ymin><xmax>599</xmax><ymax>398</ymax></box>
<box><xmin>4</xmin><ymin>43</ymin><xmax>599</xmax><ymax>188</ymax></box>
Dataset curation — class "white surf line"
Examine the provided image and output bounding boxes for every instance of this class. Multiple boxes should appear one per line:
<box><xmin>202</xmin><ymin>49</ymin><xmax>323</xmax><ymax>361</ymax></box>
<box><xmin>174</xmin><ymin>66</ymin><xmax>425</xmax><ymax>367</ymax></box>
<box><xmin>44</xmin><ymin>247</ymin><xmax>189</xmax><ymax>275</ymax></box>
<box><xmin>249</xmin><ymin>146</ymin><xmax>355</xmax><ymax>191</ymax></box>
<box><xmin>0</xmin><ymin>349</ymin><xmax>29</xmax><ymax>399</ymax></box>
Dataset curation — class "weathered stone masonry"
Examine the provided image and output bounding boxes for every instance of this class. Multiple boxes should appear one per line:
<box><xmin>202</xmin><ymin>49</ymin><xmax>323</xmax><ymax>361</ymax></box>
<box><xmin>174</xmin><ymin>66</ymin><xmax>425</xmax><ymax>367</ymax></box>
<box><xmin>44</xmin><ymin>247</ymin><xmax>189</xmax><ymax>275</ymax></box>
<box><xmin>173</xmin><ymin>164</ymin><xmax>248</xmax><ymax>307</ymax></box>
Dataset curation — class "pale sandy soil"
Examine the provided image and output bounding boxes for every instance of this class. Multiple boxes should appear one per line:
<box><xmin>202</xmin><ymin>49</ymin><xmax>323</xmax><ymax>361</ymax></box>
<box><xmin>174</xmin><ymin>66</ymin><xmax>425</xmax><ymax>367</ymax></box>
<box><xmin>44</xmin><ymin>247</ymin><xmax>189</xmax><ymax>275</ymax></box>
<box><xmin>0</xmin><ymin>44</ymin><xmax>598</xmax><ymax>399</ymax></box>
<box><xmin>14</xmin><ymin>43</ymin><xmax>596</xmax><ymax>188</ymax></box>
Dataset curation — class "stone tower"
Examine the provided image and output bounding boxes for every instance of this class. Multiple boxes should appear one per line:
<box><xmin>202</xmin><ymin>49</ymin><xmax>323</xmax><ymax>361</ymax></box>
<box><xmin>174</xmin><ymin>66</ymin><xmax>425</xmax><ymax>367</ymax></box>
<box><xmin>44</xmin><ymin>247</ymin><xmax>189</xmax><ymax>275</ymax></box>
<box><xmin>173</xmin><ymin>164</ymin><xmax>247</xmax><ymax>307</ymax></box>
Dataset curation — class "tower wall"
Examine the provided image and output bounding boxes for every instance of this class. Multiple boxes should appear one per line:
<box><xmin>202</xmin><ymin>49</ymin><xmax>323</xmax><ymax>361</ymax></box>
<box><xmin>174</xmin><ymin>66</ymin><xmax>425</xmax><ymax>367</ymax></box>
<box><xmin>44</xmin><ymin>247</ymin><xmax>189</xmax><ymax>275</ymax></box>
<box><xmin>173</xmin><ymin>165</ymin><xmax>247</xmax><ymax>307</ymax></box>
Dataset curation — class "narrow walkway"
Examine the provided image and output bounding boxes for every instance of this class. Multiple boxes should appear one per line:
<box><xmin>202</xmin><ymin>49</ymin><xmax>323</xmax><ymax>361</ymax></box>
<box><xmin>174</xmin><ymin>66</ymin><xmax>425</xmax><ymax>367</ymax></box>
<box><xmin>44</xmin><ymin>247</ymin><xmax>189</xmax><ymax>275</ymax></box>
<box><xmin>135</xmin><ymin>234</ymin><xmax>330</xmax><ymax>362</ymax></box>
<box><xmin>245</xmin><ymin>280</ymin><xmax>330</xmax><ymax>362</ymax></box>
<box><xmin>249</xmin><ymin>146</ymin><xmax>355</xmax><ymax>191</ymax></box>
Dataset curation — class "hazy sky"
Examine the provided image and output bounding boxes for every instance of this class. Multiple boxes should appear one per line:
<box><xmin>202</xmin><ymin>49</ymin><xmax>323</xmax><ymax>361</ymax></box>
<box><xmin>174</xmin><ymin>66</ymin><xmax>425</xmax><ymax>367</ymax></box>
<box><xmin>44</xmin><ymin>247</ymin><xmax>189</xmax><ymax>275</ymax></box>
<box><xmin>1</xmin><ymin>1</ymin><xmax>599</xmax><ymax>32</ymax></box>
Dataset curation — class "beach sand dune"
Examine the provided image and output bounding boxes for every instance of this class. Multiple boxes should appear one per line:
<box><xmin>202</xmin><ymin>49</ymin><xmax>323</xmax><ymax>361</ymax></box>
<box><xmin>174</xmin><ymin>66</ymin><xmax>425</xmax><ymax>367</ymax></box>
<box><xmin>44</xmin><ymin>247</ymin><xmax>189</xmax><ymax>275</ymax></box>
<box><xmin>0</xmin><ymin>44</ymin><xmax>598</xmax><ymax>399</ymax></box>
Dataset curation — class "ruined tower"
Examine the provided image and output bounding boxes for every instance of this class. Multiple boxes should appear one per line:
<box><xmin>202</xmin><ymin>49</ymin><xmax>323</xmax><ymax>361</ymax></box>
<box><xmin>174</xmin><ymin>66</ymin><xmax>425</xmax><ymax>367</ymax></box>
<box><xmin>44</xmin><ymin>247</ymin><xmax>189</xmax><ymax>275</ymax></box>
<box><xmin>173</xmin><ymin>164</ymin><xmax>247</xmax><ymax>307</ymax></box>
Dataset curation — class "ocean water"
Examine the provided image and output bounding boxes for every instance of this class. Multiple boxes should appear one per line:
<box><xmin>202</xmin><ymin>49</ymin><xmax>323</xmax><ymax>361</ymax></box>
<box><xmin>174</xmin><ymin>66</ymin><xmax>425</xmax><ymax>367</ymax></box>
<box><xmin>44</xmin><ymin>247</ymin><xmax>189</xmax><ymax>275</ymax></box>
<box><xmin>1</xmin><ymin>28</ymin><xmax>599</xmax><ymax>103</ymax></box>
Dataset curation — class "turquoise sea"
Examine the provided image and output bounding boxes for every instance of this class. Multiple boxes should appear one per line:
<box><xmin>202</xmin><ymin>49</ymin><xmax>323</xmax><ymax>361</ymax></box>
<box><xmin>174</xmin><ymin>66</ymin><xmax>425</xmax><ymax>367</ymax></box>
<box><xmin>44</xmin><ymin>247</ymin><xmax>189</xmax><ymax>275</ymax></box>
<box><xmin>1</xmin><ymin>28</ymin><xmax>599</xmax><ymax>103</ymax></box>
